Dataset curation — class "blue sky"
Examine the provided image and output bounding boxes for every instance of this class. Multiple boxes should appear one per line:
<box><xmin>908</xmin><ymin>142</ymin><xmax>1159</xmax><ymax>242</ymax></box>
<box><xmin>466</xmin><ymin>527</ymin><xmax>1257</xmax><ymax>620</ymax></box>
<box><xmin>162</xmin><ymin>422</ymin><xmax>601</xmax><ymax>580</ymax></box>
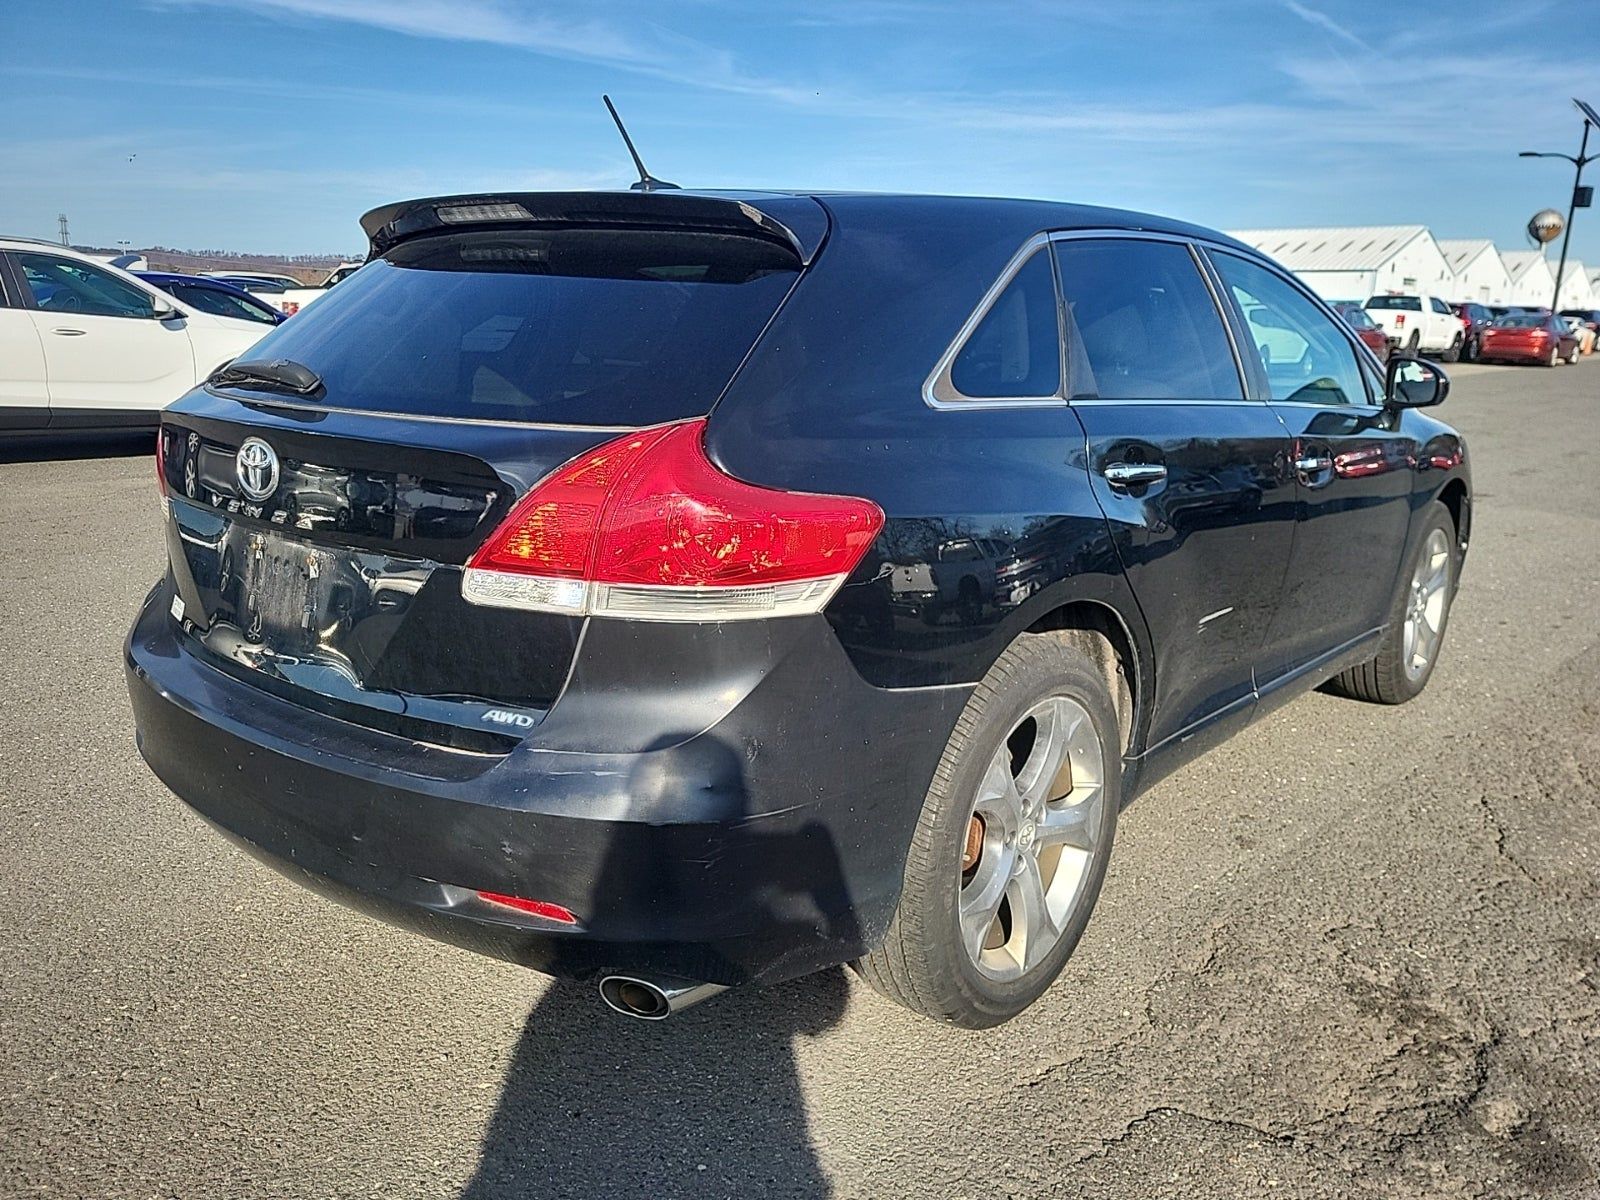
<box><xmin>3</xmin><ymin>1</ymin><xmax>1598</xmax><ymax>263</ymax></box>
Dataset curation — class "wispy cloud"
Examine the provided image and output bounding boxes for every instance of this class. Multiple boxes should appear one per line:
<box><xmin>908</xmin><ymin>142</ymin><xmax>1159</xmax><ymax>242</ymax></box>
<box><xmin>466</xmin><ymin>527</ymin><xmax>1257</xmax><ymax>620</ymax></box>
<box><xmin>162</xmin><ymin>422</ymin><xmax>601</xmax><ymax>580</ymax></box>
<box><xmin>160</xmin><ymin>0</ymin><xmax>818</xmax><ymax>103</ymax></box>
<box><xmin>1280</xmin><ymin>0</ymin><xmax>1370</xmax><ymax>52</ymax></box>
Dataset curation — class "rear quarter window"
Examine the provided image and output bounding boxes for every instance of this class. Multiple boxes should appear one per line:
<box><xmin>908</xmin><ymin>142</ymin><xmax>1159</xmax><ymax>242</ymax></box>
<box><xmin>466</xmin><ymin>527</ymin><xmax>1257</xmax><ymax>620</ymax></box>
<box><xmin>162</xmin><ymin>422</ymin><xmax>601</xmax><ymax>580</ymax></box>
<box><xmin>222</xmin><ymin>229</ymin><xmax>799</xmax><ymax>426</ymax></box>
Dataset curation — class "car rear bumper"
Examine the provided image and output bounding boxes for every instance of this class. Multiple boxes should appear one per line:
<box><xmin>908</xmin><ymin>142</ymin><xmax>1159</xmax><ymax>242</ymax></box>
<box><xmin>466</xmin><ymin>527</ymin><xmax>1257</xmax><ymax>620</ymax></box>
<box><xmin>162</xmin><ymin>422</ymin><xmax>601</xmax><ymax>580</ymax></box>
<box><xmin>1477</xmin><ymin>343</ymin><xmax>1549</xmax><ymax>362</ymax></box>
<box><xmin>125</xmin><ymin>578</ymin><xmax>967</xmax><ymax>988</ymax></box>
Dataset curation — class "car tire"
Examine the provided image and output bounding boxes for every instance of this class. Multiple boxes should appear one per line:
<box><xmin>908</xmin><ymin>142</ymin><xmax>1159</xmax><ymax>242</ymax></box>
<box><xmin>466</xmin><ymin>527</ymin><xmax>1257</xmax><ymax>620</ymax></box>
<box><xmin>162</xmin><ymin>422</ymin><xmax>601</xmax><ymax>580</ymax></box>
<box><xmin>1406</xmin><ymin>331</ymin><xmax>1421</xmax><ymax>355</ymax></box>
<box><xmin>1463</xmin><ymin>334</ymin><xmax>1480</xmax><ymax>362</ymax></box>
<box><xmin>1442</xmin><ymin>333</ymin><xmax>1463</xmax><ymax>363</ymax></box>
<box><xmin>856</xmin><ymin>630</ymin><xmax>1121</xmax><ymax>1027</ymax></box>
<box><xmin>1546</xmin><ymin>344</ymin><xmax>1560</xmax><ymax>367</ymax></box>
<box><xmin>1323</xmin><ymin>502</ymin><xmax>1458</xmax><ymax>705</ymax></box>
<box><xmin>1567</xmin><ymin>344</ymin><xmax>1580</xmax><ymax>365</ymax></box>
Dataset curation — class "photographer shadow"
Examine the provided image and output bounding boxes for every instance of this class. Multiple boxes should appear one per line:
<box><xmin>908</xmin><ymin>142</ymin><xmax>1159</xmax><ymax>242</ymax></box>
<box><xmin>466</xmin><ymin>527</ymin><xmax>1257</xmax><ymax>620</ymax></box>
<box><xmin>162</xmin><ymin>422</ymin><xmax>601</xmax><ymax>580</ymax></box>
<box><xmin>460</xmin><ymin>729</ymin><xmax>859</xmax><ymax>1199</ymax></box>
<box><xmin>459</xmin><ymin>970</ymin><xmax>848</xmax><ymax>1199</ymax></box>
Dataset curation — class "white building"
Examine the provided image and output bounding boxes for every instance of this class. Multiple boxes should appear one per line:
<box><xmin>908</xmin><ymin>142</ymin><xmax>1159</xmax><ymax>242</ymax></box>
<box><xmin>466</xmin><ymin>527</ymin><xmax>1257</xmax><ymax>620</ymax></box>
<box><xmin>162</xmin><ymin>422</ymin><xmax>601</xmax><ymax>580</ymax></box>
<box><xmin>1226</xmin><ymin>225</ymin><xmax>1454</xmax><ymax>303</ymax></box>
<box><xmin>1554</xmin><ymin>260</ymin><xmax>1595</xmax><ymax>309</ymax></box>
<box><xmin>1437</xmin><ymin>239</ymin><xmax>1512</xmax><ymax>304</ymax></box>
<box><xmin>1501</xmin><ymin>251</ymin><xmax>1558</xmax><ymax>307</ymax></box>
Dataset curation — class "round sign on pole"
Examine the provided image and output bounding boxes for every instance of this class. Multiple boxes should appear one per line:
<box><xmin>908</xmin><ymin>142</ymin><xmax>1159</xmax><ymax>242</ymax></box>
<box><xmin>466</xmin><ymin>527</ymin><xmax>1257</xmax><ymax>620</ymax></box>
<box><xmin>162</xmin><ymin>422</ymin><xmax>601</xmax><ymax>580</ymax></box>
<box><xmin>1528</xmin><ymin>208</ymin><xmax>1565</xmax><ymax>244</ymax></box>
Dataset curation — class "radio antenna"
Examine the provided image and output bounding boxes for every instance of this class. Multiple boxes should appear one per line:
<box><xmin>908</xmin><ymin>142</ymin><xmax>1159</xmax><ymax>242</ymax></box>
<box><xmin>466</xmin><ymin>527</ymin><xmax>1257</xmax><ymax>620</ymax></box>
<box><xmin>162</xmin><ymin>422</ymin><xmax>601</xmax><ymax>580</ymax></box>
<box><xmin>603</xmin><ymin>95</ymin><xmax>678</xmax><ymax>192</ymax></box>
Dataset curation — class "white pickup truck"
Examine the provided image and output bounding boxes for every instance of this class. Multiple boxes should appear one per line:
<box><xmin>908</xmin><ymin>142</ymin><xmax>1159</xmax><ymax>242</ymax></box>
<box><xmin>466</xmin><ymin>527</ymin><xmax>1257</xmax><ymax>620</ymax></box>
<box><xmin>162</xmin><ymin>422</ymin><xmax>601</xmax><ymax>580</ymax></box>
<box><xmin>275</xmin><ymin>262</ymin><xmax>364</xmax><ymax>316</ymax></box>
<box><xmin>1363</xmin><ymin>292</ymin><xmax>1464</xmax><ymax>361</ymax></box>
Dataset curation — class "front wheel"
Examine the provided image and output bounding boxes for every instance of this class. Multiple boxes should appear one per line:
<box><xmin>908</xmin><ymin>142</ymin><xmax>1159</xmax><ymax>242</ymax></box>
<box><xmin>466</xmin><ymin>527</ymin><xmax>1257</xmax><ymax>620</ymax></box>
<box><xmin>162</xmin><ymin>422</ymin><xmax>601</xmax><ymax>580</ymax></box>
<box><xmin>1567</xmin><ymin>344</ymin><xmax>1581</xmax><ymax>365</ymax></box>
<box><xmin>1324</xmin><ymin>503</ymin><xmax>1458</xmax><ymax>704</ymax></box>
<box><xmin>1547</xmin><ymin>344</ymin><xmax>1560</xmax><ymax>367</ymax></box>
<box><xmin>856</xmin><ymin>631</ymin><xmax>1121</xmax><ymax>1027</ymax></box>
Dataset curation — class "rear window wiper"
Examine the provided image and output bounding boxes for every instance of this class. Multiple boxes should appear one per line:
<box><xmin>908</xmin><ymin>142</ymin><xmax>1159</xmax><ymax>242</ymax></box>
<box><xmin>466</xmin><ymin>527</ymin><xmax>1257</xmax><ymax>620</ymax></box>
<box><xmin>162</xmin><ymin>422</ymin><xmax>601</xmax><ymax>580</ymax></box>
<box><xmin>210</xmin><ymin>357</ymin><xmax>324</xmax><ymax>396</ymax></box>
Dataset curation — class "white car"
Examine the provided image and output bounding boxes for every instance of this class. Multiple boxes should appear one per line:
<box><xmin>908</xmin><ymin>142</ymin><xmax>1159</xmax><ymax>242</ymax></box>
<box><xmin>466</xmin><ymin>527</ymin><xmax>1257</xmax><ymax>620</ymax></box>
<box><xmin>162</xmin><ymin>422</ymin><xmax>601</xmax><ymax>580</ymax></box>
<box><xmin>275</xmin><ymin>262</ymin><xmax>364</xmax><ymax>316</ymax></box>
<box><xmin>0</xmin><ymin>238</ymin><xmax>273</xmax><ymax>434</ymax></box>
<box><xmin>1363</xmin><ymin>292</ymin><xmax>1464</xmax><ymax>361</ymax></box>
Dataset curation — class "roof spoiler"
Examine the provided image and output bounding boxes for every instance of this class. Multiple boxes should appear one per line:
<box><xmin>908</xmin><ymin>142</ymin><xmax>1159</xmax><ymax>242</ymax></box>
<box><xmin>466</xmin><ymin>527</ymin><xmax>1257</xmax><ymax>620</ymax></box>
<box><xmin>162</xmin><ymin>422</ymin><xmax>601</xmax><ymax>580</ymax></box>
<box><xmin>359</xmin><ymin>191</ymin><xmax>826</xmax><ymax>264</ymax></box>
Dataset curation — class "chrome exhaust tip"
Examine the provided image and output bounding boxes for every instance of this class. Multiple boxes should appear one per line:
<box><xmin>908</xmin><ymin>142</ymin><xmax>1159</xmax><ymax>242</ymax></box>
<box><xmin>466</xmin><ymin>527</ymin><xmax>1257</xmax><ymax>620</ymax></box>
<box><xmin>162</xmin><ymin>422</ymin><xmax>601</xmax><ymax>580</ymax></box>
<box><xmin>598</xmin><ymin>974</ymin><xmax>728</xmax><ymax>1020</ymax></box>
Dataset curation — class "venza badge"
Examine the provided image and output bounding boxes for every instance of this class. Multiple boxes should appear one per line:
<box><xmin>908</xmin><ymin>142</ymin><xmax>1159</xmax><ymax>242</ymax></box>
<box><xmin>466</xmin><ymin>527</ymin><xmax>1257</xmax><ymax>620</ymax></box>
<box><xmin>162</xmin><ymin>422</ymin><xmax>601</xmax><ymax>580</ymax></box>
<box><xmin>235</xmin><ymin>438</ymin><xmax>279</xmax><ymax>502</ymax></box>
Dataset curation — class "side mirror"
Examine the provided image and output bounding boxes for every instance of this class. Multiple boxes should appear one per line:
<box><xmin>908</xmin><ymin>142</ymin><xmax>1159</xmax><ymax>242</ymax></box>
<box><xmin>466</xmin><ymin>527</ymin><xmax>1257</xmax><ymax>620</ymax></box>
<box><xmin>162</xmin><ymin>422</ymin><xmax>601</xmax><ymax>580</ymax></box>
<box><xmin>1384</xmin><ymin>354</ymin><xmax>1448</xmax><ymax>409</ymax></box>
<box><xmin>151</xmin><ymin>298</ymin><xmax>182</xmax><ymax>320</ymax></box>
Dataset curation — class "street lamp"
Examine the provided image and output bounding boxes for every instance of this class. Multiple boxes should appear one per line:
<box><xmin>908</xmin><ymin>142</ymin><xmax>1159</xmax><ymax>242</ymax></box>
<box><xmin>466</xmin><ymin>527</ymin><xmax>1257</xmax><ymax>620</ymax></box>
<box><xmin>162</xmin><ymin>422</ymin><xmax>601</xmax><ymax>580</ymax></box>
<box><xmin>1518</xmin><ymin>98</ymin><xmax>1599</xmax><ymax>313</ymax></box>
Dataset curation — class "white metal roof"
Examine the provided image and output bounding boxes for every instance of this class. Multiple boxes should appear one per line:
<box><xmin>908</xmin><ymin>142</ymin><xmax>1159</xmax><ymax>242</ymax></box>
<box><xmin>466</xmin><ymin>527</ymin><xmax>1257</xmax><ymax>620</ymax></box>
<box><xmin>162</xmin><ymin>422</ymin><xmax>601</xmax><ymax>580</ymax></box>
<box><xmin>1500</xmin><ymin>250</ymin><xmax>1551</xmax><ymax>281</ymax></box>
<box><xmin>1226</xmin><ymin>225</ymin><xmax>1429</xmax><ymax>271</ymax></box>
<box><xmin>1436</xmin><ymin>239</ymin><xmax>1499</xmax><ymax>273</ymax></box>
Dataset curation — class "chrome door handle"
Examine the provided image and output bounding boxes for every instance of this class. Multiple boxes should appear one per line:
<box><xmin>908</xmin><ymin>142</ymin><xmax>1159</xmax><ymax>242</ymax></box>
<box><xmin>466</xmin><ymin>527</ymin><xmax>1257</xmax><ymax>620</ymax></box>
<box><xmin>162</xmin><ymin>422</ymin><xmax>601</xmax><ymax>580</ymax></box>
<box><xmin>1102</xmin><ymin>462</ymin><xmax>1167</xmax><ymax>488</ymax></box>
<box><xmin>51</xmin><ymin>328</ymin><xmax>88</xmax><ymax>336</ymax></box>
<box><xmin>1293</xmin><ymin>455</ymin><xmax>1332</xmax><ymax>473</ymax></box>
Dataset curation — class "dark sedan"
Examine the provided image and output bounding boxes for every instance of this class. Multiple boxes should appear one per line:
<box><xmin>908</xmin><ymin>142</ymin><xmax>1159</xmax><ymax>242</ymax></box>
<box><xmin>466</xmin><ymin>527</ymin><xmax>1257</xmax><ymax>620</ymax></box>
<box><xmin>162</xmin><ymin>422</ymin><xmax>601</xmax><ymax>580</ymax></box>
<box><xmin>126</xmin><ymin>190</ymin><xmax>1469</xmax><ymax>1028</ymax></box>
<box><xmin>1478</xmin><ymin>312</ymin><xmax>1580</xmax><ymax>366</ymax></box>
<box><xmin>1450</xmin><ymin>301</ymin><xmax>1495</xmax><ymax>362</ymax></box>
<box><xmin>135</xmin><ymin>271</ymin><xmax>284</xmax><ymax>326</ymax></box>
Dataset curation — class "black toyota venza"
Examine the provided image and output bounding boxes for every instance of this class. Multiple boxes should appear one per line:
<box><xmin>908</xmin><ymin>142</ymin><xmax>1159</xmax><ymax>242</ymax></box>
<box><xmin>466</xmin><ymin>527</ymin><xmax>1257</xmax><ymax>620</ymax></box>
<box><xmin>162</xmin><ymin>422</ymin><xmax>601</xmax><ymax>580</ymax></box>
<box><xmin>127</xmin><ymin>190</ymin><xmax>1470</xmax><ymax>1027</ymax></box>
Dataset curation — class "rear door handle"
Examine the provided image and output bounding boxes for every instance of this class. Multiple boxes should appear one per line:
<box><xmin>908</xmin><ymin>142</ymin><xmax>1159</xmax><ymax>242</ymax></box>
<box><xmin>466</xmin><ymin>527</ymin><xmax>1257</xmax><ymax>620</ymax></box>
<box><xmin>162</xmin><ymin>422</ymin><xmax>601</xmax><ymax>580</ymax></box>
<box><xmin>1102</xmin><ymin>462</ymin><xmax>1167</xmax><ymax>488</ymax></box>
<box><xmin>50</xmin><ymin>328</ymin><xmax>88</xmax><ymax>336</ymax></box>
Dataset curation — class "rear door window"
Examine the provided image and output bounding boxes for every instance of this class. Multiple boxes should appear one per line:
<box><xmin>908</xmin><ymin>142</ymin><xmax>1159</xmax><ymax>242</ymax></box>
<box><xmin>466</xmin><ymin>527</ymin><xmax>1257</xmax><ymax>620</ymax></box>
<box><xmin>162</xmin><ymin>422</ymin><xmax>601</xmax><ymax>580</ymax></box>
<box><xmin>1053</xmin><ymin>238</ymin><xmax>1242</xmax><ymax>401</ymax></box>
<box><xmin>220</xmin><ymin>229</ymin><xmax>800</xmax><ymax>426</ymax></box>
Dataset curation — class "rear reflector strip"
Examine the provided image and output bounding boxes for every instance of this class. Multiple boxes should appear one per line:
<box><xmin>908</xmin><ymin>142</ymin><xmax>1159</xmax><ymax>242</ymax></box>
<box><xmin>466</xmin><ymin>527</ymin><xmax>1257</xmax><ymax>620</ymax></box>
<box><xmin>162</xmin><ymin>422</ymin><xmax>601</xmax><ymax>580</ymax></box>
<box><xmin>475</xmin><ymin>891</ymin><xmax>579</xmax><ymax>924</ymax></box>
<box><xmin>462</xmin><ymin>568</ymin><xmax>846</xmax><ymax>621</ymax></box>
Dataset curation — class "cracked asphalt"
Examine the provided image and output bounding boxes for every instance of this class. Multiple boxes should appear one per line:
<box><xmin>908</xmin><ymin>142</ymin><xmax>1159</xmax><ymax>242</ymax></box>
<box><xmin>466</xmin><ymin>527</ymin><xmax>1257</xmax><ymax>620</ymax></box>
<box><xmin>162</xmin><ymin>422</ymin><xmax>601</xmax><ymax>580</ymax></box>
<box><xmin>2</xmin><ymin>359</ymin><xmax>1597</xmax><ymax>1199</ymax></box>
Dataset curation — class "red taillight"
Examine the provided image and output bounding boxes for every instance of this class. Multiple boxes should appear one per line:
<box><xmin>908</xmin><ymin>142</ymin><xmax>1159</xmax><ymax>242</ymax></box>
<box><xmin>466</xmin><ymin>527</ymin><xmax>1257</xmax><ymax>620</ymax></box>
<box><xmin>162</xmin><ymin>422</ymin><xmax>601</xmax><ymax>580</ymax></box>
<box><xmin>282</xmin><ymin>301</ymin><xmax>299</xmax><ymax>316</ymax></box>
<box><xmin>475</xmin><ymin>891</ymin><xmax>578</xmax><ymax>924</ymax></box>
<box><xmin>463</xmin><ymin>418</ymin><xmax>885</xmax><ymax>621</ymax></box>
<box><xmin>1395</xmin><ymin>314</ymin><xmax>1406</xmax><ymax>327</ymax></box>
<box><xmin>155</xmin><ymin>428</ymin><xmax>169</xmax><ymax>498</ymax></box>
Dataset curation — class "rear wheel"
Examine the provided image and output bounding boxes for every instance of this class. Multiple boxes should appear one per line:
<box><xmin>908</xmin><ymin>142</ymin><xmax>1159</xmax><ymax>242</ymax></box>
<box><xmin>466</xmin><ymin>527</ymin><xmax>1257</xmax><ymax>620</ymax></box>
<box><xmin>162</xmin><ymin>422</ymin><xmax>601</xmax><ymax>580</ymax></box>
<box><xmin>857</xmin><ymin>632</ymin><xmax>1120</xmax><ymax>1027</ymax></box>
<box><xmin>1323</xmin><ymin>503</ymin><xmax>1458</xmax><ymax>704</ymax></box>
<box><xmin>1463</xmin><ymin>333</ymin><xmax>1480</xmax><ymax>362</ymax></box>
<box><xmin>1406</xmin><ymin>331</ymin><xmax>1421</xmax><ymax>355</ymax></box>
<box><xmin>1442</xmin><ymin>333</ymin><xmax>1463</xmax><ymax>363</ymax></box>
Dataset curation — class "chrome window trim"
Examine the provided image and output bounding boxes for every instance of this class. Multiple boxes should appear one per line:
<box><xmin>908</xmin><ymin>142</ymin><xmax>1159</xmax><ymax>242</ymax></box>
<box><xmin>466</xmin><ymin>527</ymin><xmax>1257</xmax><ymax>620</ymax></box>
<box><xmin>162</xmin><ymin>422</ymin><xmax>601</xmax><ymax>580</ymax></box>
<box><xmin>922</xmin><ymin>234</ymin><xmax>1066</xmax><ymax>410</ymax></box>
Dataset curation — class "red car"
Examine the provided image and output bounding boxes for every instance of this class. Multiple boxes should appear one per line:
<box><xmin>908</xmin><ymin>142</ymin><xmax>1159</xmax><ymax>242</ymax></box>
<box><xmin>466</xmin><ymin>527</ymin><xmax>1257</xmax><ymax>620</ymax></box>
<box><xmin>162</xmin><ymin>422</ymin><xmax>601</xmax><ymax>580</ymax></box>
<box><xmin>1333</xmin><ymin>303</ymin><xmax>1390</xmax><ymax>360</ymax></box>
<box><xmin>1477</xmin><ymin>312</ymin><xmax>1581</xmax><ymax>366</ymax></box>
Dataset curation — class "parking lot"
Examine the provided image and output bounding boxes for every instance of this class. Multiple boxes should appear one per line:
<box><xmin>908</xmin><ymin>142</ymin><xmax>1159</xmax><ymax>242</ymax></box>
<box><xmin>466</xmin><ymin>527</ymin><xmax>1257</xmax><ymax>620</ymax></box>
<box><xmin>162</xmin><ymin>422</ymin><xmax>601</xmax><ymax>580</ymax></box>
<box><xmin>1</xmin><ymin>359</ymin><xmax>1596</xmax><ymax>1199</ymax></box>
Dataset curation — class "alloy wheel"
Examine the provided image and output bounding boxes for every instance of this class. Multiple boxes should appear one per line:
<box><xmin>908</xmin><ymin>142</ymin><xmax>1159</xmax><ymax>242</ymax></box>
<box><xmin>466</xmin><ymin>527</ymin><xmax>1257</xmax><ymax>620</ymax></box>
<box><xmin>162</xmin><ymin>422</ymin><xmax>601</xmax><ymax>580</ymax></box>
<box><xmin>959</xmin><ymin>696</ymin><xmax>1104</xmax><ymax>981</ymax></box>
<box><xmin>1402</xmin><ymin>528</ymin><xmax>1451</xmax><ymax>683</ymax></box>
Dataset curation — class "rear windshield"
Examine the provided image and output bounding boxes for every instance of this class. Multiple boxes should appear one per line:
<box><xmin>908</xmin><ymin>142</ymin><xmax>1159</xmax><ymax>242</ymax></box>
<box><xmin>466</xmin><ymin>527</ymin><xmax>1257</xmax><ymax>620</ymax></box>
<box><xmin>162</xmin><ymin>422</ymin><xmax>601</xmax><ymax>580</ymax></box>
<box><xmin>1366</xmin><ymin>296</ymin><xmax>1421</xmax><ymax>311</ymax></box>
<box><xmin>223</xmin><ymin>229</ymin><xmax>798</xmax><ymax>425</ymax></box>
<box><xmin>1494</xmin><ymin>314</ymin><xmax>1547</xmax><ymax>328</ymax></box>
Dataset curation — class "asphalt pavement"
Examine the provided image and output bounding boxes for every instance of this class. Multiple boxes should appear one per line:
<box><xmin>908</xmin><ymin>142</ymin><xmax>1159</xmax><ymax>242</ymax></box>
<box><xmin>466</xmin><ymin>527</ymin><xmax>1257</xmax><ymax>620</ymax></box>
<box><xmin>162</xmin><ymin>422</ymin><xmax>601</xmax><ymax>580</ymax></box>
<box><xmin>1</xmin><ymin>359</ymin><xmax>1597</xmax><ymax>1199</ymax></box>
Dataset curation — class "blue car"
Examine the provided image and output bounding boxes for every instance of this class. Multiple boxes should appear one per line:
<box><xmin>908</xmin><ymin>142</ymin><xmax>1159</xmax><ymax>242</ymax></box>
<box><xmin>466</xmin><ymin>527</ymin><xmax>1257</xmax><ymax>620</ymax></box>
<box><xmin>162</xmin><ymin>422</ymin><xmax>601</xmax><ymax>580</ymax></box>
<box><xmin>135</xmin><ymin>271</ymin><xmax>284</xmax><ymax>326</ymax></box>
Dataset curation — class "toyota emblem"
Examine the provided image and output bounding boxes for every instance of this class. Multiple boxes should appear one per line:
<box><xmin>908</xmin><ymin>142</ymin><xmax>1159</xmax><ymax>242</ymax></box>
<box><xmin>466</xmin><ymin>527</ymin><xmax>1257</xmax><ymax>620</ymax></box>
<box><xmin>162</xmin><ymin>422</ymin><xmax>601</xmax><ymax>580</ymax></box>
<box><xmin>235</xmin><ymin>437</ymin><xmax>279</xmax><ymax>502</ymax></box>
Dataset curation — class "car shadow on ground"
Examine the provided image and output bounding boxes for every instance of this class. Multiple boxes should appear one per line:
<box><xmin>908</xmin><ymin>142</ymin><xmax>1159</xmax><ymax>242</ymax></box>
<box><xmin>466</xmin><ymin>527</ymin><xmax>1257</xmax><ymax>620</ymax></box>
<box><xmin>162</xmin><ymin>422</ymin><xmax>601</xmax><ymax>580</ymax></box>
<box><xmin>0</xmin><ymin>431</ymin><xmax>152</xmax><ymax>464</ymax></box>
<box><xmin>457</xmin><ymin>968</ymin><xmax>848</xmax><ymax>1199</ymax></box>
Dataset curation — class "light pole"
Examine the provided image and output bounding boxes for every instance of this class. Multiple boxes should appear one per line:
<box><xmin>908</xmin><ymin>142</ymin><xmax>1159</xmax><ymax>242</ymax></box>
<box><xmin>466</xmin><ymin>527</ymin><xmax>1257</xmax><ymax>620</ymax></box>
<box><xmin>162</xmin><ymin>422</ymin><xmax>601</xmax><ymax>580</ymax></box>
<box><xmin>1519</xmin><ymin>97</ymin><xmax>1599</xmax><ymax>313</ymax></box>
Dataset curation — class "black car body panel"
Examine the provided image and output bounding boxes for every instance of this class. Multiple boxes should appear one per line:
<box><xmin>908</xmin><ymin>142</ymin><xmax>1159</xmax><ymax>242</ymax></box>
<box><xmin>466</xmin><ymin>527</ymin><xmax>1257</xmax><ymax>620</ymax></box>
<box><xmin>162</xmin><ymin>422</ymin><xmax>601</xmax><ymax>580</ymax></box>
<box><xmin>126</xmin><ymin>189</ymin><xmax>1471</xmax><ymax>992</ymax></box>
<box><xmin>128</xmin><ymin>587</ymin><xmax>968</xmax><ymax>985</ymax></box>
